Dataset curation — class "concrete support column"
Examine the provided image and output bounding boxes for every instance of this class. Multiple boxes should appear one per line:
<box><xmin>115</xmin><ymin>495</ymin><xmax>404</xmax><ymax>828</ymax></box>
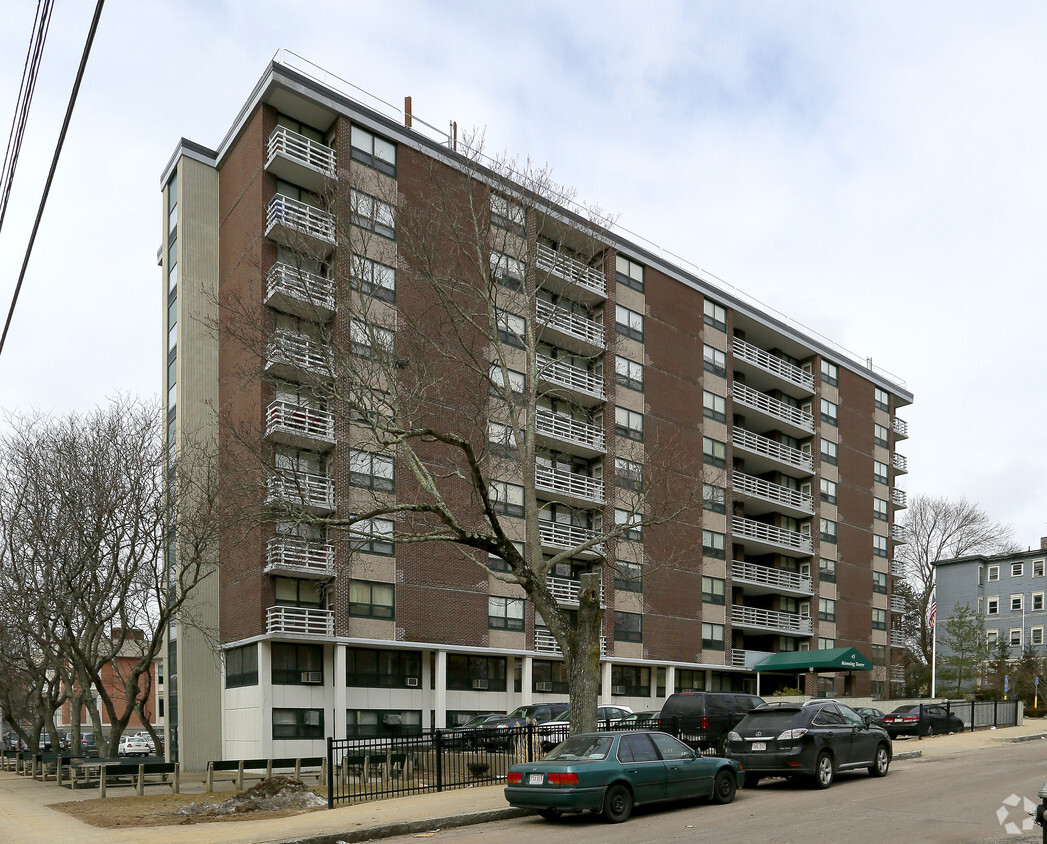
<box><xmin>704</xmin><ymin>668</ymin><xmax>713</xmax><ymax>692</ymax></box>
<box><xmin>601</xmin><ymin>661</ymin><xmax>613</xmax><ymax>704</ymax></box>
<box><xmin>434</xmin><ymin>651</ymin><xmax>447</xmax><ymax>729</ymax></box>
<box><xmin>665</xmin><ymin>666</ymin><xmax>676</xmax><ymax>700</ymax></box>
<box><xmin>421</xmin><ymin>650</ymin><xmax>432</xmax><ymax>729</ymax></box>
<box><xmin>521</xmin><ymin>656</ymin><xmax>533</xmax><ymax>704</ymax></box>
<box><xmin>334</xmin><ymin>644</ymin><xmax>347</xmax><ymax>740</ymax></box>
<box><xmin>259</xmin><ymin>641</ymin><xmax>273</xmax><ymax>759</ymax></box>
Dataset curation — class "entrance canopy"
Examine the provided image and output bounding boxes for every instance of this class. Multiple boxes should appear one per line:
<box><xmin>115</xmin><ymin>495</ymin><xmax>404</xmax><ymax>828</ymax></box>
<box><xmin>752</xmin><ymin>647</ymin><xmax>872</xmax><ymax>673</ymax></box>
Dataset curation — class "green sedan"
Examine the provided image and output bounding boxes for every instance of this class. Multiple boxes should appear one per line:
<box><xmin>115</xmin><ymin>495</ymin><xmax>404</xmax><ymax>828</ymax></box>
<box><xmin>504</xmin><ymin>730</ymin><xmax>743</xmax><ymax>823</ymax></box>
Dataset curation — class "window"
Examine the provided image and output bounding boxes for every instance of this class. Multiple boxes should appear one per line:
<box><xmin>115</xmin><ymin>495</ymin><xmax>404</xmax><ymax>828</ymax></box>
<box><xmin>873</xmin><ymin>460</ymin><xmax>889</xmax><ymax>485</ymax></box>
<box><xmin>820</xmin><ymin>478</ymin><xmax>837</xmax><ymax>504</ymax></box>
<box><xmin>488</xmin><ymin>421</ymin><xmax>518</xmax><ymax>455</ymax></box>
<box><xmin>490</xmin><ymin>193</ymin><xmax>525</xmax><ymax>235</ymax></box>
<box><xmin>346</xmin><ymin>648</ymin><xmax>422</xmax><ymax>688</ymax></box>
<box><xmin>1011</xmin><ymin>594</ymin><xmax>1024</xmax><ymax>612</ymax></box>
<box><xmin>226</xmin><ymin>644</ymin><xmax>258</xmax><ymax>688</ymax></box>
<box><xmin>488</xmin><ymin>540</ymin><xmax>523</xmax><ymax>573</ymax></box>
<box><xmin>489</xmin><ymin>363</ymin><xmax>525</xmax><ymax>395</ymax></box>
<box><xmin>349</xmin><ymin>449</ymin><xmax>394</xmax><ymax>491</ymax></box>
<box><xmin>349</xmin><ymin>255</ymin><xmax>396</xmax><ymax>302</ymax></box>
<box><xmin>531</xmin><ymin>660</ymin><xmax>569</xmax><ymax>694</ymax></box>
<box><xmin>703</xmin><ymin>391</ymin><xmax>726</xmax><ymax>423</ymax></box>
<box><xmin>701</xmin><ymin>622</ymin><xmax>725</xmax><ymax>650</ymax></box>
<box><xmin>1032</xmin><ymin>627</ymin><xmax>1044</xmax><ymax>646</ymax></box>
<box><xmin>873</xmin><ymin>571</ymin><xmax>887</xmax><ymax>594</ymax></box>
<box><xmin>488</xmin><ymin>597</ymin><xmax>525</xmax><ymax>631</ymax></box>
<box><xmin>819</xmin><ymin>637</ymin><xmax>836</xmax><ymax>650</ymax></box>
<box><xmin>702</xmin><ymin>576</ymin><xmax>726</xmax><ymax>605</ymax></box>
<box><xmin>490</xmin><ymin>251</ymin><xmax>525</xmax><ymax>290</ymax></box>
<box><xmin>703</xmin><ymin>436</ymin><xmax>726</xmax><ymax>467</ymax></box>
<box><xmin>820</xmin><ymin>398</ymin><xmax>838</xmax><ymax>426</ymax></box>
<box><xmin>350</xmin><ymin>318</ymin><xmax>394</xmax><ymax>358</ymax></box>
<box><xmin>1010</xmin><ymin>628</ymin><xmax>1022</xmax><ymax>647</ymax></box>
<box><xmin>702</xmin><ymin>483</ymin><xmax>726</xmax><ymax>514</ymax></box>
<box><xmin>615</xmin><ymin>508</ymin><xmax>643</xmax><ymax>542</ymax></box>
<box><xmin>1011</xmin><ymin>562</ymin><xmax>1024</xmax><ymax>577</ymax></box>
<box><xmin>615</xmin><ymin>457</ymin><xmax>642</xmax><ymax>491</ymax></box>
<box><xmin>874</xmin><ymin>497</ymin><xmax>888</xmax><ymax>521</ymax></box>
<box><xmin>821</xmin><ymin>360</ymin><xmax>838</xmax><ymax>387</ymax></box>
<box><xmin>1034</xmin><ymin>560</ymin><xmax>1045</xmax><ymax>578</ymax></box>
<box><xmin>273</xmin><ymin>708</ymin><xmax>323</xmax><ymax>739</ymax></box>
<box><xmin>347</xmin><ymin>709</ymin><xmax>422</xmax><ymax>738</ymax></box>
<box><xmin>872</xmin><ymin>608</ymin><xmax>887</xmax><ymax>630</ymax></box>
<box><xmin>703</xmin><ymin>344</ymin><xmax>726</xmax><ymax>377</ymax></box>
<box><xmin>350</xmin><ymin>188</ymin><xmax>395</xmax><ymax>239</ymax></box>
<box><xmin>874</xmin><ymin>423</ymin><xmax>890</xmax><ymax>448</ymax></box>
<box><xmin>615</xmin><ymin>355</ymin><xmax>644</xmax><ymax>392</ymax></box>
<box><xmin>988</xmin><ymin>565</ymin><xmax>1000</xmax><ymax>582</ymax></box>
<box><xmin>349</xmin><ymin>518</ymin><xmax>394</xmax><ymax>556</ymax></box>
<box><xmin>274</xmin><ymin>577</ymin><xmax>323</xmax><ymax>608</ymax></box>
<box><xmin>615</xmin><ymin>254</ymin><xmax>644</xmax><ymax>293</ymax></box>
<box><xmin>873</xmin><ymin>534</ymin><xmax>888</xmax><ymax>558</ymax></box>
<box><xmin>819</xmin><ymin>597</ymin><xmax>836</xmax><ymax>622</ymax></box>
<box><xmin>271</xmin><ymin>643</ymin><xmax>323</xmax><ymax>685</ymax></box>
<box><xmin>612</xmin><ymin>664</ymin><xmax>650</xmax><ymax>697</ymax></box>
<box><xmin>1033</xmin><ymin>593</ymin><xmax>1044</xmax><ymax>612</ymax></box>
<box><xmin>614</xmin><ymin>560</ymin><xmax>643</xmax><ymax>593</ymax></box>
<box><xmin>615</xmin><ymin>407</ymin><xmax>644</xmax><ymax>442</ymax></box>
<box><xmin>350</xmin><ymin>124</ymin><xmax>396</xmax><ymax>176</ymax></box>
<box><xmin>821</xmin><ymin>439</ymin><xmax>837</xmax><ymax>466</ymax></box>
<box><xmin>348</xmin><ymin>579</ymin><xmax>395</xmax><ymax>619</ymax></box>
<box><xmin>615</xmin><ymin>304</ymin><xmax>644</xmax><ymax>342</ymax></box>
<box><xmin>702</xmin><ymin>529</ymin><xmax>726</xmax><ymax>559</ymax></box>
<box><xmin>820</xmin><ymin>518</ymin><xmax>837</xmax><ymax>544</ymax></box>
<box><xmin>448</xmin><ymin>655</ymin><xmax>507</xmax><ymax>691</ymax></box>
<box><xmin>987</xmin><ymin>597</ymin><xmax>999</xmax><ymax>615</ymax></box>
<box><xmin>703</xmin><ymin>300</ymin><xmax>726</xmax><ymax>331</ymax></box>
<box><xmin>874</xmin><ymin>387</ymin><xmax>890</xmax><ymax>412</ymax></box>
<box><xmin>614</xmin><ymin>611</ymin><xmax>642</xmax><ymax>642</ymax></box>
<box><xmin>986</xmin><ymin>629</ymin><xmax>999</xmax><ymax>646</ymax></box>
<box><xmin>490</xmin><ymin>481</ymin><xmax>525</xmax><ymax>518</ymax></box>
<box><xmin>819</xmin><ymin>558</ymin><xmax>836</xmax><ymax>583</ymax></box>
<box><xmin>871</xmin><ymin>644</ymin><xmax>886</xmax><ymax>664</ymax></box>
<box><xmin>495</xmin><ymin>308</ymin><xmax>525</xmax><ymax>347</ymax></box>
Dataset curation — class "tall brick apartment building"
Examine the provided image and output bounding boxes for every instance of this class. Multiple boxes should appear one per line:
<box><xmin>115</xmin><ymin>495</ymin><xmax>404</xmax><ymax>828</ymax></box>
<box><xmin>161</xmin><ymin>54</ymin><xmax>913</xmax><ymax>767</ymax></box>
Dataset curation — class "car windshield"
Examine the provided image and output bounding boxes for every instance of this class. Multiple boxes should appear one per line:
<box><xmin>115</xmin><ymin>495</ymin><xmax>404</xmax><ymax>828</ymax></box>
<box><xmin>460</xmin><ymin>715</ymin><xmax>491</xmax><ymax>727</ymax></box>
<box><xmin>544</xmin><ymin>735</ymin><xmax>612</xmax><ymax>761</ymax></box>
<box><xmin>890</xmin><ymin>705</ymin><xmax>916</xmax><ymax>714</ymax></box>
<box><xmin>738</xmin><ymin>710</ymin><xmax>802</xmax><ymax>732</ymax></box>
<box><xmin>506</xmin><ymin>707</ymin><xmax>531</xmax><ymax>718</ymax></box>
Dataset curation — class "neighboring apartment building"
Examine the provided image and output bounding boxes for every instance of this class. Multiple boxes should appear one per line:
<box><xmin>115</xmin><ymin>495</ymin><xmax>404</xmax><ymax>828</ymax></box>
<box><xmin>161</xmin><ymin>53</ymin><xmax>913</xmax><ymax>766</ymax></box>
<box><xmin>935</xmin><ymin>540</ymin><xmax>1047</xmax><ymax>659</ymax></box>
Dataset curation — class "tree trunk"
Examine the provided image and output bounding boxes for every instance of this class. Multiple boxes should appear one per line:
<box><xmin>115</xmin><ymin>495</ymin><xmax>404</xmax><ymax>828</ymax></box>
<box><xmin>567</xmin><ymin>573</ymin><xmax>602</xmax><ymax>735</ymax></box>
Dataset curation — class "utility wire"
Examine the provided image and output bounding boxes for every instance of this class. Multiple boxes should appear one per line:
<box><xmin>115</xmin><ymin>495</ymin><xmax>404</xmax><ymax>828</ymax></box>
<box><xmin>0</xmin><ymin>0</ymin><xmax>105</xmax><ymax>360</ymax></box>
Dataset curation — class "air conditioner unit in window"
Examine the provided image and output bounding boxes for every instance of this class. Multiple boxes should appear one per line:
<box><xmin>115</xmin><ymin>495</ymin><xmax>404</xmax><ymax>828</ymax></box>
<box><xmin>800</xmin><ymin>642</ymin><xmax>810</xmax><ymax>651</ymax></box>
<box><xmin>535</xmin><ymin>681</ymin><xmax>553</xmax><ymax>692</ymax></box>
<box><xmin>300</xmin><ymin>671</ymin><xmax>323</xmax><ymax>684</ymax></box>
<box><xmin>800</xmin><ymin>482</ymin><xmax>812</xmax><ymax>496</ymax></box>
<box><xmin>612</xmin><ymin>685</ymin><xmax>626</xmax><ymax>696</ymax></box>
<box><xmin>405</xmin><ymin>677</ymin><xmax>419</xmax><ymax>687</ymax></box>
<box><xmin>472</xmin><ymin>678</ymin><xmax>489</xmax><ymax>690</ymax></box>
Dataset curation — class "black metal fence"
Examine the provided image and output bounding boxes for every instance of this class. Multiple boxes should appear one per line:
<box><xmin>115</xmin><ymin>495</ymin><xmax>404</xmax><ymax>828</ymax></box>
<box><xmin>913</xmin><ymin>699</ymin><xmax>1020</xmax><ymax>737</ymax></box>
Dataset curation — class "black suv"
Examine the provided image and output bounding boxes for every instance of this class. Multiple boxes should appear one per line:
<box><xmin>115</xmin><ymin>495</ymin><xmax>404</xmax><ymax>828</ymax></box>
<box><xmin>726</xmin><ymin>700</ymin><xmax>892</xmax><ymax>789</ymax></box>
<box><xmin>657</xmin><ymin>691</ymin><xmax>765</xmax><ymax>754</ymax></box>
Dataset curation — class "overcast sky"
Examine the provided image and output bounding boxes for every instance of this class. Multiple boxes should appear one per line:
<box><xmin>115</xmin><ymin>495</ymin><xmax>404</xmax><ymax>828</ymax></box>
<box><xmin>0</xmin><ymin>1</ymin><xmax>1044</xmax><ymax>546</ymax></box>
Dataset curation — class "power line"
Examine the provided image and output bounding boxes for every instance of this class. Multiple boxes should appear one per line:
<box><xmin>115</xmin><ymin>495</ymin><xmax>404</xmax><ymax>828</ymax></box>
<box><xmin>0</xmin><ymin>0</ymin><xmax>105</xmax><ymax>360</ymax></box>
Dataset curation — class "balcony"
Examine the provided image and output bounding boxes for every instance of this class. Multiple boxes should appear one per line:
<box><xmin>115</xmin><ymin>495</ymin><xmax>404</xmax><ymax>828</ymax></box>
<box><xmin>265</xmin><ymin>330</ymin><xmax>332</xmax><ymax>381</ymax></box>
<box><xmin>731</xmin><ymin>471</ymin><xmax>813</xmax><ymax>518</ymax></box>
<box><xmin>891</xmin><ymin>488</ymin><xmax>908</xmax><ymax>508</ymax></box>
<box><xmin>535</xmin><ymin>627</ymin><xmax>606</xmax><ymax>656</ymax></box>
<box><xmin>265</xmin><ymin>262</ymin><xmax>335</xmax><ymax>321</ymax></box>
<box><xmin>537</xmin><ymin>353</ymin><xmax>605</xmax><ymax>406</ymax></box>
<box><xmin>536</xmin><ymin>297</ymin><xmax>604</xmax><ymax>354</ymax></box>
<box><xmin>890</xmin><ymin>594</ymin><xmax>906</xmax><ymax>613</ymax></box>
<box><xmin>732</xmin><ymin>382</ymin><xmax>815</xmax><ymax>437</ymax></box>
<box><xmin>892</xmin><ymin>417</ymin><xmax>908</xmax><ymax>439</ymax></box>
<box><xmin>890</xmin><ymin>559</ymin><xmax>905</xmax><ymax>577</ymax></box>
<box><xmin>732</xmin><ymin>515</ymin><xmax>813</xmax><ymax>558</ymax></box>
<box><xmin>731</xmin><ymin>605</ymin><xmax>812</xmax><ymax>637</ymax></box>
<box><xmin>729</xmin><ymin>649</ymin><xmax>773</xmax><ymax>669</ymax></box>
<box><xmin>890</xmin><ymin>630</ymin><xmax>906</xmax><ymax>648</ymax></box>
<box><xmin>266</xmin><ymin>605</ymin><xmax>334</xmax><ymax>637</ymax></box>
<box><xmin>889</xmin><ymin>665</ymin><xmax>905</xmax><ymax>683</ymax></box>
<box><xmin>538</xmin><ymin>519</ymin><xmax>604</xmax><ymax>558</ymax></box>
<box><xmin>265</xmin><ymin>125</ymin><xmax>336</xmax><ymax>193</ymax></box>
<box><xmin>535</xmin><ymin>242</ymin><xmax>606</xmax><ymax>303</ymax></box>
<box><xmin>732</xmin><ymin>560</ymin><xmax>813</xmax><ymax>597</ymax></box>
<box><xmin>535</xmin><ymin>408</ymin><xmax>605</xmax><ymax>457</ymax></box>
<box><xmin>732</xmin><ymin>427</ymin><xmax>814</xmax><ymax>478</ymax></box>
<box><xmin>731</xmin><ymin>337</ymin><xmax>815</xmax><ymax>397</ymax></box>
<box><xmin>267</xmin><ymin>471</ymin><xmax>335</xmax><ymax>514</ymax></box>
<box><xmin>891</xmin><ymin>524</ymin><xmax>907</xmax><ymax>543</ymax></box>
<box><xmin>266</xmin><ymin>400</ymin><xmax>335</xmax><ymax>451</ymax></box>
<box><xmin>546</xmin><ymin>574</ymin><xmax>605</xmax><ymax>608</ymax></box>
<box><xmin>892</xmin><ymin>453</ymin><xmax>908</xmax><ymax>474</ymax></box>
<box><xmin>535</xmin><ymin>464</ymin><xmax>604</xmax><ymax>506</ymax></box>
<box><xmin>265</xmin><ymin>194</ymin><xmax>336</xmax><ymax>256</ymax></box>
<box><xmin>265</xmin><ymin>537</ymin><xmax>334</xmax><ymax>579</ymax></box>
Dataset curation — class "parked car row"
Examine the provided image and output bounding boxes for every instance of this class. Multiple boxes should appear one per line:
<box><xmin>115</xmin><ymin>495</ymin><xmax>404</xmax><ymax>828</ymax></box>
<box><xmin>1</xmin><ymin>730</ymin><xmax>161</xmax><ymax>757</ymax></box>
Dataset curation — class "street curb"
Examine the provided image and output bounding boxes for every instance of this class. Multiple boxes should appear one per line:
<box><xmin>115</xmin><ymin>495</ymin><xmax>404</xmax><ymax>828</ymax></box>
<box><xmin>994</xmin><ymin>732</ymin><xmax>1047</xmax><ymax>744</ymax></box>
<box><xmin>276</xmin><ymin>807</ymin><xmax>532</xmax><ymax>844</ymax></box>
<box><xmin>893</xmin><ymin>750</ymin><xmax>922</xmax><ymax>761</ymax></box>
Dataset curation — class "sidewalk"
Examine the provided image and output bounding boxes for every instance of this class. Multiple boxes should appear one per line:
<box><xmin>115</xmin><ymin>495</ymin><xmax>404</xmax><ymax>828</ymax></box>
<box><xmin>2</xmin><ymin>720</ymin><xmax>1045</xmax><ymax>844</ymax></box>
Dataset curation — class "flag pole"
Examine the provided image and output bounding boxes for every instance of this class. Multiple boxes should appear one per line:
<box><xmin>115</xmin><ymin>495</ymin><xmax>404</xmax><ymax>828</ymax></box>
<box><xmin>930</xmin><ymin>585</ymin><xmax>937</xmax><ymax>699</ymax></box>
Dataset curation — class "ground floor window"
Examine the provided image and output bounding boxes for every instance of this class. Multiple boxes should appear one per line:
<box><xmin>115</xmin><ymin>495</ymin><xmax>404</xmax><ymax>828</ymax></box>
<box><xmin>272</xmin><ymin>708</ymin><xmax>323</xmax><ymax>739</ymax></box>
<box><xmin>346</xmin><ymin>709</ymin><xmax>422</xmax><ymax>738</ymax></box>
<box><xmin>611</xmin><ymin>664</ymin><xmax>650</xmax><ymax>697</ymax></box>
<box><xmin>676</xmin><ymin>668</ymin><xmax>704</xmax><ymax>692</ymax></box>
<box><xmin>272</xmin><ymin>642</ymin><xmax>323</xmax><ymax>685</ymax></box>
<box><xmin>533</xmin><ymin>660</ymin><xmax>569</xmax><ymax>694</ymax></box>
<box><xmin>346</xmin><ymin>647</ymin><xmax>421</xmax><ymax>688</ymax></box>
<box><xmin>447</xmin><ymin>654</ymin><xmax>508</xmax><ymax>691</ymax></box>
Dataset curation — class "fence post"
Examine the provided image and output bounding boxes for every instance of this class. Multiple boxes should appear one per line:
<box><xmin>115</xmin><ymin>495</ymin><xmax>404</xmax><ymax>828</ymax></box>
<box><xmin>434</xmin><ymin>729</ymin><xmax>444</xmax><ymax>793</ymax></box>
<box><xmin>236</xmin><ymin>760</ymin><xmax>244</xmax><ymax>792</ymax></box>
<box><xmin>206</xmin><ymin>761</ymin><xmax>214</xmax><ymax>793</ymax></box>
<box><xmin>137</xmin><ymin>764</ymin><xmax>145</xmax><ymax>796</ymax></box>
<box><xmin>99</xmin><ymin>764</ymin><xmax>106</xmax><ymax>799</ymax></box>
<box><xmin>917</xmin><ymin>704</ymin><xmax>923</xmax><ymax>741</ymax></box>
<box><xmin>173</xmin><ymin>762</ymin><xmax>180</xmax><ymax>794</ymax></box>
<box><xmin>994</xmin><ymin>700</ymin><xmax>998</xmax><ymax>728</ymax></box>
<box><xmin>326</xmin><ymin>737</ymin><xmax>333</xmax><ymax>810</ymax></box>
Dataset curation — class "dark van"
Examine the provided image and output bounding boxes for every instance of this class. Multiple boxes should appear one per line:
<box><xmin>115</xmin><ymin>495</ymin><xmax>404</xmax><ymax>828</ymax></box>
<box><xmin>658</xmin><ymin>691</ymin><xmax>765</xmax><ymax>754</ymax></box>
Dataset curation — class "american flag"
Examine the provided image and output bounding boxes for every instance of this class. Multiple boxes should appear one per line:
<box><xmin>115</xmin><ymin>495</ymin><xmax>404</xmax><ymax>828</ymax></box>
<box><xmin>929</xmin><ymin>594</ymin><xmax>936</xmax><ymax>629</ymax></box>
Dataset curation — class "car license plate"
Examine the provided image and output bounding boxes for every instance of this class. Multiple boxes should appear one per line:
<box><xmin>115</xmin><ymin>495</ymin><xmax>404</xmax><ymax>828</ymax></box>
<box><xmin>751</xmin><ymin>741</ymin><xmax>766</xmax><ymax>751</ymax></box>
<box><xmin>529</xmin><ymin>773</ymin><xmax>544</xmax><ymax>785</ymax></box>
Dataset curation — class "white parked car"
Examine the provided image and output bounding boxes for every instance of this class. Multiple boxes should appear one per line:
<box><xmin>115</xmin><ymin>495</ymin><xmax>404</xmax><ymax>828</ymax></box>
<box><xmin>133</xmin><ymin>732</ymin><xmax>157</xmax><ymax>753</ymax></box>
<box><xmin>118</xmin><ymin>735</ymin><xmax>150</xmax><ymax>757</ymax></box>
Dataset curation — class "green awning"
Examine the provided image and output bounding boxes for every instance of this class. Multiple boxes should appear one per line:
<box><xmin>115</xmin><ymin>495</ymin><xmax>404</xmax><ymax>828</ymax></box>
<box><xmin>751</xmin><ymin>647</ymin><xmax>873</xmax><ymax>673</ymax></box>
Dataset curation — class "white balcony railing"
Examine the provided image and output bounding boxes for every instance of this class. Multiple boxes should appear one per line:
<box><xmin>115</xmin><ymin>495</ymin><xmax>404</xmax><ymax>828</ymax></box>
<box><xmin>730</xmin><ymin>648</ymin><xmax>774</xmax><ymax>668</ymax></box>
<box><xmin>890</xmin><ymin>559</ymin><xmax>905</xmax><ymax>577</ymax></box>
<box><xmin>732</xmin><ymin>428</ymin><xmax>814</xmax><ymax>474</ymax></box>
<box><xmin>537</xmin><ymin>354</ymin><xmax>605</xmax><ymax>401</ymax></box>
<box><xmin>892</xmin><ymin>417</ymin><xmax>909</xmax><ymax>438</ymax></box>
<box><xmin>890</xmin><ymin>630</ymin><xmax>907</xmax><ymax>648</ymax></box>
<box><xmin>535</xmin><ymin>627</ymin><xmax>606</xmax><ymax>656</ymax></box>
<box><xmin>265</xmin><ymin>537</ymin><xmax>334</xmax><ymax>578</ymax></box>
<box><xmin>890</xmin><ymin>594</ymin><xmax>906</xmax><ymax>613</ymax></box>
<box><xmin>266</xmin><ymin>330</ymin><xmax>333</xmax><ymax>379</ymax></box>
<box><xmin>731</xmin><ymin>337</ymin><xmax>815</xmax><ymax>393</ymax></box>
<box><xmin>266</xmin><ymin>125</ymin><xmax>336</xmax><ymax>179</ymax></box>
<box><xmin>546</xmin><ymin>574</ymin><xmax>605</xmax><ymax>607</ymax></box>
<box><xmin>266</xmin><ymin>400</ymin><xmax>335</xmax><ymax>446</ymax></box>
<box><xmin>731</xmin><ymin>471</ymin><xmax>814</xmax><ymax>514</ymax></box>
<box><xmin>538</xmin><ymin>520</ymin><xmax>604</xmax><ymax>555</ymax></box>
<box><xmin>265</xmin><ymin>194</ymin><xmax>336</xmax><ymax>246</ymax></box>
<box><xmin>892</xmin><ymin>453</ymin><xmax>909</xmax><ymax>473</ymax></box>
<box><xmin>731</xmin><ymin>560</ymin><xmax>813</xmax><ymax>595</ymax></box>
<box><xmin>267</xmin><ymin>471</ymin><xmax>335</xmax><ymax>512</ymax></box>
<box><xmin>536</xmin><ymin>298</ymin><xmax>605</xmax><ymax>349</ymax></box>
<box><xmin>731</xmin><ymin>604</ymin><xmax>812</xmax><ymax>635</ymax></box>
<box><xmin>535</xmin><ymin>242</ymin><xmax>606</xmax><ymax>299</ymax></box>
<box><xmin>891</xmin><ymin>524</ymin><xmax>907</xmax><ymax>543</ymax></box>
<box><xmin>535</xmin><ymin>408</ymin><xmax>605</xmax><ymax>454</ymax></box>
<box><xmin>891</xmin><ymin>488</ymin><xmax>908</xmax><ymax>508</ymax></box>
<box><xmin>732</xmin><ymin>516</ymin><xmax>813</xmax><ymax>555</ymax></box>
<box><xmin>266</xmin><ymin>605</ymin><xmax>334</xmax><ymax>637</ymax></box>
<box><xmin>265</xmin><ymin>262</ymin><xmax>335</xmax><ymax>317</ymax></box>
<box><xmin>535</xmin><ymin>464</ymin><xmax>604</xmax><ymax>504</ymax></box>
<box><xmin>732</xmin><ymin>382</ymin><xmax>815</xmax><ymax>433</ymax></box>
<box><xmin>889</xmin><ymin>665</ymin><xmax>905</xmax><ymax>683</ymax></box>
